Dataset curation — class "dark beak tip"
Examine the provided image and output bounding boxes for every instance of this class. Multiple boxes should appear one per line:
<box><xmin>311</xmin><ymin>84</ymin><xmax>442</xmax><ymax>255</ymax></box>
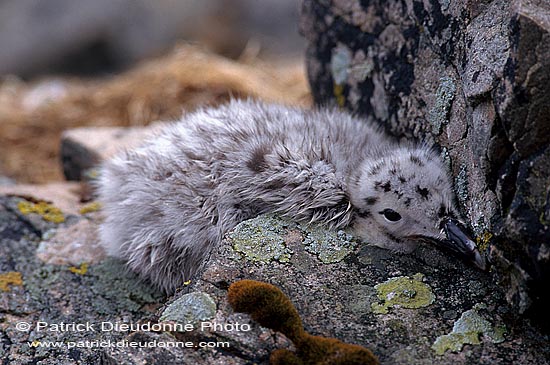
<box><xmin>442</xmin><ymin>218</ymin><xmax>490</xmax><ymax>271</ymax></box>
<box><xmin>473</xmin><ymin>250</ymin><xmax>489</xmax><ymax>271</ymax></box>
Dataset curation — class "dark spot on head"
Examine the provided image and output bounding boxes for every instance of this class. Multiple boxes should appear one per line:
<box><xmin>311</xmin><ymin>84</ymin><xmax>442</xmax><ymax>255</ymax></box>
<box><xmin>356</xmin><ymin>209</ymin><xmax>371</xmax><ymax>218</ymax></box>
<box><xmin>390</xmin><ymin>167</ymin><xmax>397</xmax><ymax>175</ymax></box>
<box><xmin>404</xmin><ymin>197</ymin><xmax>412</xmax><ymax>207</ymax></box>
<box><xmin>247</xmin><ymin>146</ymin><xmax>270</xmax><ymax>173</ymax></box>
<box><xmin>369</xmin><ymin>162</ymin><xmax>384</xmax><ymax>176</ymax></box>
<box><xmin>394</xmin><ymin>190</ymin><xmax>404</xmax><ymax>199</ymax></box>
<box><xmin>410</xmin><ymin>154</ymin><xmax>425</xmax><ymax>166</ymax></box>
<box><xmin>398</xmin><ymin>175</ymin><xmax>407</xmax><ymax>183</ymax></box>
<box><xmin>382</xmin><ymin>181</ymin><xmax>392</xmax><ymax>192</ymax></box>
<box><xmin>374</xmin><ymin>181</ymin><xmax>383</xmax><ymax>190</ymax></box>
<box><xmin>416</xmin><ymin>185</ymin><xmax>430</xmax><ymax>199</ymax></box>
<box><xmin>364</xmin><ymin>196</ymin><xmax>378</xmax><ymax>205</ymax></box>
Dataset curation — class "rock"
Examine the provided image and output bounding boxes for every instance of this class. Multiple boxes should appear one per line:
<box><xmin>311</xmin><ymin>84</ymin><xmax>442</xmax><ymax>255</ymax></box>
<box><xmin>60</xmin><ymin>124</ymin><xmax>166</xmax><ymax>181</ymax></box>
<box><xmin>153</xmin><ymin>214</ymin><xmax>547</xmax><ymax>364</ymax></box>
<box><xmin>0</xmin><ymin>192</ymin><xmax>164</xmax><ymax>364</ymax></box>
<box><xmin>1</xmin><ymin>183</ymin><xmax>548</xmax><ymax>363</ymax></box>
<box><xmin>300</xmin><ymin>0</ymin><xmax>550</xmax><ymax>330</ymax></box>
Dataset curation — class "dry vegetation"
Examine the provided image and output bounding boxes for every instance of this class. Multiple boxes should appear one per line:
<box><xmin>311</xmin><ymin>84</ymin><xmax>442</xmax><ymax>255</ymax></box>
<box><xmin>0</xmin><ymin>44</ymin><xmax>311</xmax><ymax>183</ymax></box>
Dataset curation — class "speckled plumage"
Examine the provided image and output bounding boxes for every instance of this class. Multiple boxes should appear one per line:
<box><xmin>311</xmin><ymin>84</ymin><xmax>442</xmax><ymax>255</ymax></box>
<box><xmin>98</xmin><ymin>99</ymin><xmax>469</xmax><ymax>292</ymax></box>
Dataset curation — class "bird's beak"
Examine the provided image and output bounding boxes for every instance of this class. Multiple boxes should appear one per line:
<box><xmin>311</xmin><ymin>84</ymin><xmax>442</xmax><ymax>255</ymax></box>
<box><xmin>440</xmin><ymin>218</ymin><xmax>488</xmax><ymax>270</ymax></box>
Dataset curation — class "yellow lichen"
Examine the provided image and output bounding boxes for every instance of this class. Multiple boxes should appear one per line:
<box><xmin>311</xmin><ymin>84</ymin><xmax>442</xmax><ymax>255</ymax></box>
<box><xmin>17</xmin><ymin>200</ymin><xmax>65</xmax><ymax>223</ymax></box>
<box><xmin>79</xmin><ymin>201</ymin><xmax>102</xmax><ymax>214</ymax></box>
<box><xmin>68</xmin><ymin>263</ymin><xmax>88</xmax><ymax>275</ymax></box>
<box><xmin>333</xmin><ymin>83</ymin><xmax>346</xmax><ymax>107</ymax></box>
<box><xmin>0</xmin><ymin>271</ymin><xmax>23</xmax><ymax>291</ymax></box>
<box><xmin>475</xmin><ymin>231</ymin><xmax>493</xmax><ymax>251</ymax></box>
<box><xmin>183</xmin><ymin>280</ymin><xmax>192</xmax><ymax>286</ymax></box>
<box><xmin>371</xmin><ymin>273</ymin><xmax>435</xmax><ymax>314</ymax></box>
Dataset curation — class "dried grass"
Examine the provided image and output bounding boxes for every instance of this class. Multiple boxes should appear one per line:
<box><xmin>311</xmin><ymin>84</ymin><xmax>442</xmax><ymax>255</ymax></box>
<box><xmin>0</xmin><ymin>44</ymin><xmax>311</xmax><ymax>183</ymax></box>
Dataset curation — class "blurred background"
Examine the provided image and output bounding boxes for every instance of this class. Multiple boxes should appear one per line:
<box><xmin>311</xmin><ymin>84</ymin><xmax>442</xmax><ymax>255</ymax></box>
<box><xmin>0</xmin><ymin>0</ymin><xmax>311</xmax><ymax>183</ymax></box>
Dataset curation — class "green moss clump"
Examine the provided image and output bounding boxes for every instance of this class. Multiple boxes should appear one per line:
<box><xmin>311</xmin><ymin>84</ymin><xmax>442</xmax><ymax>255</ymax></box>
<box><xmin>432</xmin><ymin>303</ymin><xmax>506</xmax><ymax>355</ymax></box>
<box><xmin>371</xmin><ymin>273</ymin><xmax>435</xmax><ymax>314</ymax></box>
<box><xmin>17</xmin><ymin>200</ymin><xmax>65</xmax><ymax>223</ymax></box>
<box><xmin>228</xmin><ymin>279</ymin><xmax>379</xmax><ymax>365</ymax></box>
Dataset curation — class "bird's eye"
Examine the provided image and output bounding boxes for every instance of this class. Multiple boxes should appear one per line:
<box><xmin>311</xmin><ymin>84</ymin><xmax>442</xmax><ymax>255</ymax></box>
<box><xmin>381</xmin><ymin>209</ymin><xmax>402</xmax><ymax>222</ymax></box>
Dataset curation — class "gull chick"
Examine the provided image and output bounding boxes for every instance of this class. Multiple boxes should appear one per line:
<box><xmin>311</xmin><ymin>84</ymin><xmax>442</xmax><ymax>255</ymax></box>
<box><xmin>98</xmin><ymin>99</ymin><xmax>486</xmax><ymax>292</ymax></box>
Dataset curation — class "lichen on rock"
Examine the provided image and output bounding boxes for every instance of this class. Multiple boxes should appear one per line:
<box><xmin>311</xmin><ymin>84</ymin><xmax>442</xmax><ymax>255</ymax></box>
<box><xmin>229</xmin><ymin>214</ymin><xmax>293</xmax><ymax>263</ymax></box>
<box><xmin>160</xmin><ymin>292</ymin><xmax>216</xmax><ymax>328</ymax></box>
<box><xmin>432</xmin><ymin>303</ymin><xmax>506</xmax><ymax>355</ymax></box>
<box><xmin>300</xmin><ymin>224</ymin><xmax>357</xmax><ymax>263</ymax></box>
<box><xmin>371</xmin><ymin>273</ymin><xmax>435</xmax><ymax>314</ymax></box>
<box><xmin>428</xmin><ymin>76</ymin><xmax>456</xmax><ymax>135</ymax></box>
<box><xmin>17</xmin><ymin>200</ymin><xmax>65</xmax><ymax>223</ymax></box>
<box><xmin>0</xmin><ymin>271</ymin><xmax>23</xmax><ymax>291</ymax></box>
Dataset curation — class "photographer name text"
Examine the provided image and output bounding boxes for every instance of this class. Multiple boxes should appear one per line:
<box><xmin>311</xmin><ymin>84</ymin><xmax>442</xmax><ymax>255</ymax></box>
<box><xmin>17</xmin><ymin>321</ymin><xmax>250</xmax><ymax>333</ymax></box>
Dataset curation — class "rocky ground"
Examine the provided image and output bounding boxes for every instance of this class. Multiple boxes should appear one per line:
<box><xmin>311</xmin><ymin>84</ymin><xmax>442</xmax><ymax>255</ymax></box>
<box><xmin>1</xmin><ymin>126</ymin><xmax>548</xmax><ymax>364</ymax></box>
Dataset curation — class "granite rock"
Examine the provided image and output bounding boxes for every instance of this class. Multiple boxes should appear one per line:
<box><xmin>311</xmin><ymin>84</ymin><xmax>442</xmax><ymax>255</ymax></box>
<box><xmin>300</xmin><ymin>0</ymin><xmax>550</xmax><ymax>330</ymax></box>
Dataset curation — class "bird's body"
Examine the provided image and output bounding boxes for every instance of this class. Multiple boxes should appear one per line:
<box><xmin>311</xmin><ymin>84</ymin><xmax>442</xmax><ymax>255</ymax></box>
<box><xmin>98</xmin><ymin>99</ymin><xmax>484</xmax><ymax>292</ymax></box>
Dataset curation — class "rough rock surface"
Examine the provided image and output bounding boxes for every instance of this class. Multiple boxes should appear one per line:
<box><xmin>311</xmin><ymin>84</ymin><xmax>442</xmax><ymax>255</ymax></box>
<box><xmin>61</xmin><ymin>123</ymin><xmax>167</xmax><ymax>181</ymax></box>
<box><xmin>300</xmin><ymin>0</ymin><xmax>550</xmax><ymax>329</ymax></box>
<box><xmin>1</xmin><ymin>186</ymin><xmax>548</xmax><ymax>364</ymax></box>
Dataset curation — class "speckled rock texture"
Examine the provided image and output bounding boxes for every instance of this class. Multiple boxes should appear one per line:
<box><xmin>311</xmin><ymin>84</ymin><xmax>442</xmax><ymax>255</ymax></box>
<box><xmin>61</xmin><ymin>123</ymin><xmax>167</xmax><ymax>181</ymax></box>
<box><xmin>1</xmin><ymin>184</ymin><xmax>548</xmax><ymax>363</ymax></box>
<box><xmin>300</xmin><ymin>0</ymin><xmax>550</xmax><ymax>329</ymax></box>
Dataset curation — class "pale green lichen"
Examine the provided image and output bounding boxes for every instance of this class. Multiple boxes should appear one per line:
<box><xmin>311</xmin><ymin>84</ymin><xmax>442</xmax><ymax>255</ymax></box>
<box><xmin>301</xmin><ymin>225</ymin><xmax>357</xmax><ymax>263</ymax></box>
<box><xmin>454</xmin><ymin>165</ymin><xmax>469</xmax><ymax>206</ymax></box>
<box><xmin>229</xmin><ymin>215</ymin><xmax>293</xmax><ymax>263</ymax></box>
<box><xmin>17</xmin><ymin>200</ymin><xmax>65</xmax><ymax>223</ymax></box>
<box><xmin>371</xmin><ymin>273</ymin><xmax>435</xmax><ymax>314</ymax></box>
<box><xmin>432</xmin><ymin>303</ymin><xmax>506</xmax><ymax>355</ymax></box>
<box><xmin>331</xmin><ymin>44</ymin><xmax>352</xmax><ymax>85</ymax></box>
<box><xmin>160</xmin><ymin>292</ymin><xmax>216</xmax><ymax>328</ymax></box>
<box><xmin>428</xmin><ymin>76</ymin><xmax>456</xmax><ymax>135</ymax></box>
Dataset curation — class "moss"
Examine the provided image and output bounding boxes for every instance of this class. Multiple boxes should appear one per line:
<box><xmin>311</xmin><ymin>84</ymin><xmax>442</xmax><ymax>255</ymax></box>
<box><xmin>371</xmin><ymin>273</ymin><xmax>435</xmax><ymax>314</ymax></box>
<box><xmin>68</xmin><ymin>262</ymin><xmax>88</xmax><ymax>275</ymax></box>
<box><xmin>0</xmin><ymin>271</ymin><xmax>23</xmax><ymax>291</ymax></box>
<box><xmin>301</xmin><ymin>225</ymin><xmax>357</xmax><ymax>263</ymax></box>
<box><xmin>160</xmin><ymin>292</ymin><xmax>216</xmax><ymax>328</ymax></box>
<box><xmin>228</xmin><ymin>279</ymin><xmax>379</xmax><ymax>365</ymax></box>
<box><xmin>17</xmin><ymin>200</ymin><xmax>65</xmax><ymax>223</ymax></box>
<box><xmin>229</xmin><ymin>215</ymin><xmax>293</xmax><ymax>263</ymax></box>
<box><xmin>428</xmin><ymin>76</ymin><xmax>456</xmax><ymax>135</ymax></box>
<box><xmin>432</xmin><ymin>303</ymin><xmax>506</xmax><ymax>355</ymax></box>
<box><xmin>79</xmin><ymin>201</ymin><xmax>102</xmax><ymax>214</ymax></box>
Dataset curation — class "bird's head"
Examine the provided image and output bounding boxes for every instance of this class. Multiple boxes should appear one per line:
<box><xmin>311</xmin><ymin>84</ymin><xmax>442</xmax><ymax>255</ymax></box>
<box><xmin>349</xmin><ymin>146</ymin><xmax>487</xmax><ymax>270</ymax></box>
